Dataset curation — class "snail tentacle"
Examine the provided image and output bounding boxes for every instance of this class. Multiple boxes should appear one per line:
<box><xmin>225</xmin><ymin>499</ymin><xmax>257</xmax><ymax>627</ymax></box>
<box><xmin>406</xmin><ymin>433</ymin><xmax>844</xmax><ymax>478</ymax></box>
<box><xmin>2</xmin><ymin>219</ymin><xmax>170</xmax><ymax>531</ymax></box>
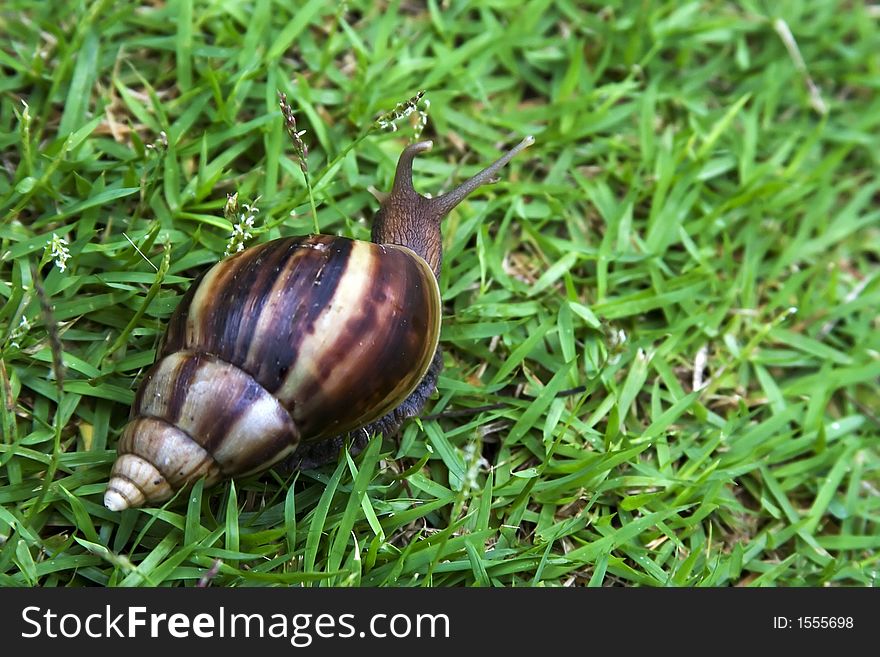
<box><xmin>428</xmin><ymin>135</ymin><xmax>535</xmax><ymax>217</ymax></box>
<box><xmin>372</xmin><ymin>136</ymin><xmax>534</xmax><ymax>277</ymax></box>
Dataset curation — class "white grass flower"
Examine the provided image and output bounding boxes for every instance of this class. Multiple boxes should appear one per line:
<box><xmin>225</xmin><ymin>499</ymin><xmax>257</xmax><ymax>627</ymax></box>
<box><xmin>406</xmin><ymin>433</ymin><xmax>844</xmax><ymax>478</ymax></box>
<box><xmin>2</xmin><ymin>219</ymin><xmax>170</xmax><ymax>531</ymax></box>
<box><xmin>48</xmin><ymin>233</ymin><xmax>70</xmax><ymax>273</ymax></box>
<box><xmin>375</xmin><ymin>90</ymin><xmax>426</xmax><ymax>132</ymax></box>
<box><xmin>224</xmin><ymin>199</ymin><xmax>260</xmax><ymax>257</ymax></box>
<box><xmin>146</xmin><ymin>130</ymin><xmax>168</xmax><ymax>151</ymax></box>
<box><xmin>413</xmin><ymin>98</ymin><xmax>430</xmax><ymax>140</ymax></box>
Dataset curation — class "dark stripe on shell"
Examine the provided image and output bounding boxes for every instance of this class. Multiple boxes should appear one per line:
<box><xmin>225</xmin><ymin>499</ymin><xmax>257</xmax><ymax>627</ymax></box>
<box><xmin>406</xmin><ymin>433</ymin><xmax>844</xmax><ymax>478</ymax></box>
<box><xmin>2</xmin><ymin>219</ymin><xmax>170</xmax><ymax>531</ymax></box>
<box><xmin>290</xmin><ymin>247</ymin><xmax>383</xmax><ymax>438</ymax></box>
<box><xmin>167</xmin><ymin>353</ymin><xmax>200</xmax><ymax>424</ymax></box>
<box><xmin>198</xmin><ymin>366</ymin><xmax>271</xmax><ymax>453</ymax></box>
<box><xmin>291</xmin><ymin>244</ymin><xmax>439</xmax><ymax>440</ymax></box>
<box><xmin>189</xmin><ymin>240</ymin><xmax>283</xmax><ymax>360</ymax></box>
<box><xmin>218</xmin><ymin>239</ymin><xmax>299</xmax><ymax>366</ymax></box>
<box><xmin>244</xmin><ymin>236</ymin><xmax>353</xmax><ymax>394</ymax></box>
<box><xmin>188</xmin><ymin>356</ymin><xmax>262</xmax><ymax>453</ymax></box>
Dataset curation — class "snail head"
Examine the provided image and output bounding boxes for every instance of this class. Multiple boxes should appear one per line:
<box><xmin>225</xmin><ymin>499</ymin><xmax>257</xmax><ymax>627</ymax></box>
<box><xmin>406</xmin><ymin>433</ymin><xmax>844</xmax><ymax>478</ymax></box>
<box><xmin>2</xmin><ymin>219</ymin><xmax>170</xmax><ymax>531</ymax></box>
<box><xmin>371</xmin><ymin>136</ymin><xmax>534</xmax><ymax>277</ymax></box>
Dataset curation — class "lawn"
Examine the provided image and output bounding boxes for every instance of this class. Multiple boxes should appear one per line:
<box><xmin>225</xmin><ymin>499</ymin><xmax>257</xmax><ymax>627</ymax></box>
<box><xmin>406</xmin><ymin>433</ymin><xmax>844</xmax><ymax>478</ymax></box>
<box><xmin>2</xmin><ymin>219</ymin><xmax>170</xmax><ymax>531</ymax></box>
<box><xmin>0</xmin><ymin>0</ymin><xmax>878</xmax><ymax>587</ymax></box>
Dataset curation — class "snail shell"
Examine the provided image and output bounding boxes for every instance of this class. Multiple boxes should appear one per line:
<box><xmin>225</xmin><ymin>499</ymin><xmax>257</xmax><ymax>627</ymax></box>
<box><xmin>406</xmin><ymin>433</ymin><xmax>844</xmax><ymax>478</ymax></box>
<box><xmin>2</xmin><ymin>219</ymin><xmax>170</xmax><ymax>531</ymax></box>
<box><xmin>105</xmin><ymin>236</ymin><xmax>440</xmax><ymax>510</ymax></box>
<box><xmin>105</xmin><ymin>135</ymin><xmax>533</xmax><ymax>511</ymax></box>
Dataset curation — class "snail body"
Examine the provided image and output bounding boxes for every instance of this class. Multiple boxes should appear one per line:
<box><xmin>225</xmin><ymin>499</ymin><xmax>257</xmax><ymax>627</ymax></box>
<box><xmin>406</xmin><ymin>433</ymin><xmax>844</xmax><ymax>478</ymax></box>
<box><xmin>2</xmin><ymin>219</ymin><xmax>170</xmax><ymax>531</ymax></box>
<box><xmin>105</xmin><ymin>135</ymin><xmax>533</xmax><ymax>511</ymax></box>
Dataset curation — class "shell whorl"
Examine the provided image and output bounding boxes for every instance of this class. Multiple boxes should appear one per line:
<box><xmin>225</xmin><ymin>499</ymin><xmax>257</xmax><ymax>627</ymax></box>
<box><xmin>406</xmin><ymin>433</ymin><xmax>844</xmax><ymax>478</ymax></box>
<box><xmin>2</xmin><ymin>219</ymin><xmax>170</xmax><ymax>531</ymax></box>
<box><xmin>105</xmin><ymin>351</ymin><xmax>300</xmax><ymax>510</ymax></box>
<box><xmin>106</xmin><ymin>234</ymin><xmax>441</xmax><ymax>510</ymax></box>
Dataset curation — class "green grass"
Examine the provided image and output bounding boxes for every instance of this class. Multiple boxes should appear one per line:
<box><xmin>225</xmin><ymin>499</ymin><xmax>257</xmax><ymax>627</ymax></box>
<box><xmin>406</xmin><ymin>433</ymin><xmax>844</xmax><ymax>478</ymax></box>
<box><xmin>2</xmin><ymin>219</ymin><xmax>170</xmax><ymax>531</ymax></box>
<box><xmin>1</xmin><ymin>0</ymin><xmax>878</xmax><ymax>587</ymax></box>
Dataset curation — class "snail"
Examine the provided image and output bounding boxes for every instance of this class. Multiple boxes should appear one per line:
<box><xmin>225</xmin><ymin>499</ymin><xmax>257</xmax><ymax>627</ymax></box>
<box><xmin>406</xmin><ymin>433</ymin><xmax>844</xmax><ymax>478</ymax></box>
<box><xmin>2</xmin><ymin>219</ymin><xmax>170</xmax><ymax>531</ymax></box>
<box><xmin>104</xmin><ymin>135</ymin><xmax>534</xmax><ymax>511</ymax></box>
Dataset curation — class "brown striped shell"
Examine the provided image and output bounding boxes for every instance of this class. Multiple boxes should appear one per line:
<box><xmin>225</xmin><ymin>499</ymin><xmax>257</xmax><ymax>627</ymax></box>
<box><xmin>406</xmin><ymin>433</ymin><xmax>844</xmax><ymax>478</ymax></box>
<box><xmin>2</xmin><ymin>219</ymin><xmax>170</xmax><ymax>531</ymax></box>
<box><xmin>104</xmin><ymin>135</ymin><xmax>533</xmax><ymax>511</ymax></box>
<box><xmin>105</xmin><ymin>236</ymin><xmax>440</xmax><ymax>510</ymax></box>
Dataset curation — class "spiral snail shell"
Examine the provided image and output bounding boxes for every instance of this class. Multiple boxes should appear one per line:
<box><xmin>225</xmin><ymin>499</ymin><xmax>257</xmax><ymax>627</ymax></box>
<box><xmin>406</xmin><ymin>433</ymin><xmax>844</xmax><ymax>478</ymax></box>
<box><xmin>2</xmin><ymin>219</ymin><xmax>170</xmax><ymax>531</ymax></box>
<box><xmin>104</xmin><ymin>135</ymin><xmax>533</xmax><ymax>511</ymax></box>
